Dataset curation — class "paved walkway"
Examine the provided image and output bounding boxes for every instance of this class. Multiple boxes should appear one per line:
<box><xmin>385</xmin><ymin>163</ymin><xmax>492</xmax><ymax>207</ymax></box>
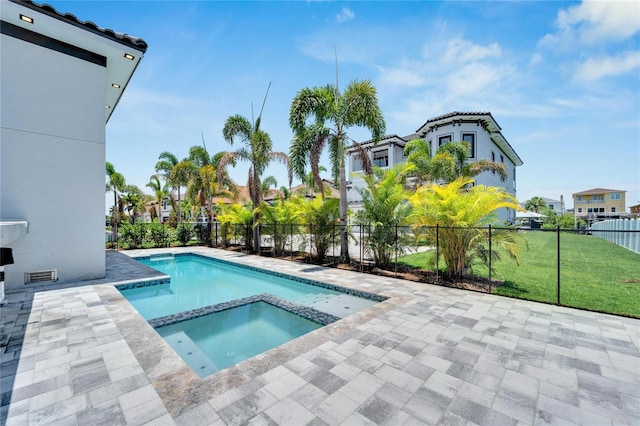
<box><xmin>1</xmin><ymin>247</ymin><xmax>639</xmax><ymax>425</ymax></box>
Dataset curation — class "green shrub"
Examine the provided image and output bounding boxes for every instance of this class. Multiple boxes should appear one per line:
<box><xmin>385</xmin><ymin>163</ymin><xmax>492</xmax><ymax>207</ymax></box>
<box><xmin>176</xmin><ymin>223</ymin><xmax>194</xmax><ymax>246</ymax></box>
<box><xmin>149</xmin><ymin>221</ymin><xmax>172</xmax><ymax>247</ymax></box>
<box><xmin>120</xmin><ymin>222</ymin><xmax>147</xmax><ymax>249</ymax></box>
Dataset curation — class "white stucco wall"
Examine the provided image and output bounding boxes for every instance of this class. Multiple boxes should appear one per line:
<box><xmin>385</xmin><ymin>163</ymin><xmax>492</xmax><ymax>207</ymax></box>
<box><xmin>1</xmin><ymin>33</ymin><xmax>106</xmax><ymax>290</ymax></box>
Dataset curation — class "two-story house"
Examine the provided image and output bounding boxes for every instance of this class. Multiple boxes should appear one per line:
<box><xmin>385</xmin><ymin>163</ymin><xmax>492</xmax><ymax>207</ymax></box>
<box><xmin>346</xmin><ymin>111</ymin><xmax>523</xmax><ymax>222</ymax></box>
<box><xmin>573</xmin><ymin>188</ymin><xmax>627</xmax><ymax>222</ymax></box>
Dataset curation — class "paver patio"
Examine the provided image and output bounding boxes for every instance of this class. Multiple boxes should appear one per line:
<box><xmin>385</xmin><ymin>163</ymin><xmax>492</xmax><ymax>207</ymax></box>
<box><xmin>1</xmin><ymin>247</ymin><xmax>639</xmax><ymax>425</ymax></box>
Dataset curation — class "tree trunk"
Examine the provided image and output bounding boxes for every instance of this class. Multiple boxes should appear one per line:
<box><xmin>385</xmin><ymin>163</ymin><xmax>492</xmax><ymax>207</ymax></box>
<box><xmin>251</xmin><ymin>172</ymin><xmax>261</xmax><ymax>253</ymax></box>
<box><xmin>339</xmin><ymin>157</ymin><xmax>350</xmax><ymax>263</ymax></box>
<box><xmin>177</xmin><ymin>187</ymin><xmax>181</xmax><ymax>223</ymax></box>
<box><xmin>112</xmin><ymin>191</ymin><xmax>118</xmax><ymax>244</ymax></box>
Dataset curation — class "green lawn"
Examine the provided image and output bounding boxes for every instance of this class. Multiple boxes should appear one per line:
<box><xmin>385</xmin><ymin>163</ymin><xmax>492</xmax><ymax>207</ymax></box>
<box><xmin>399</xmin><ymin>230</ymin><xmax>640</xmax><ymax>317</ymax></box>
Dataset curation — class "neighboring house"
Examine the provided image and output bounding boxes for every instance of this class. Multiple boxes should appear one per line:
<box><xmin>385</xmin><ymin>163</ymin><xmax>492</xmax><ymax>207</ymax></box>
<box><xmin>573</xmin><ymin>188</ymin><xmax>627</xmax><ymax>221</ymax></box>
<box><xmin>630</xmin><ymin>204</ymin><xmax>640</xmax><ymax>217</ymax></box>
<box><xmin>542</xmin><ymin>197</ymin><xmax>565</xmax><ymax>214</ymax></box>
<box><xmin>346</xmin><ymin>111</ymin><xmax>523</xmax><ymax>222</ymax></box>
<box><xmin>0</xmin><ymin>0</ymin><xmax>146</xmax><ymax>295</ymax></box>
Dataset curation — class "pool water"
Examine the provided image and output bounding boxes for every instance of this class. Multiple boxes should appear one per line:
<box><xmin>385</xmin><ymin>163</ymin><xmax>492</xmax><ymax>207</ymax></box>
<box><xmin>157</xmin><ymin>301</ymin><xmax>321</xmax><ymax>377</ymax></box>
<box><xmin>122</xmin><ymin>254</ymin><xmax>376</xmax><ymax>320</ymax></box>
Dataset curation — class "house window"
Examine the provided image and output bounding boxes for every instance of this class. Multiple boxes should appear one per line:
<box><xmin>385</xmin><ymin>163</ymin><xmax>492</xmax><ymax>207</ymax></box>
<box><xmin>610</xmin><ymin>193</ymin><xmax>621</xmax><ymax>200</ymax></box>
<box><xmin>373</xmin><ymin>150</ymin><xmax>388</xmax><ymax>167</ymax></box>
<box><xmin>491</xmin><ymin>152</ymin><xmax>496</xmax><ymax>174</ymax></box>
<box><xmin>352</xmin><ymin>155</ymin><xmax>363</xmax><ymax>172</ymax></box>
<box><xmin>438</xmin><ymin>135</ymin><xmax>452</xmax><ymax>147</ymax></box>
<box><xmin>593</xmin><ymin>195</ymin><xmax>604</xmax><ymax>202</ymax></box>
<box><xmin>576</xmin><ymin>195</ymin><xmax>583</xmax><ymax>202</ymax></box>
<box><xmin>461</xmin><ymin>133</ymin><xmax>475</xmax><ymax>158</ymax></box>
<box><xmin>611</xmin><ymin>207</ymin><xmax>616</xmax><ymax>213</ymax></box>
<box><xmin>500</xmin><ymin>154</ymin><xmax>504</xmax><ymax>163</ymax></box>
<box><xmin>578</xmin><ymin>208</ymin><xmax>583</xmax><ymax>213</ymax></box>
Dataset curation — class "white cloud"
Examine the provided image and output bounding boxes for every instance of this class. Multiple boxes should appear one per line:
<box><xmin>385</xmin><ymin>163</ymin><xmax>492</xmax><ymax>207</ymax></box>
<box><xmin>336</xmin><ymin>7</ymin><xmax>354</xmax><ymax>23</ymax></box>
<box><xmin>543</xmin><ymin>0</ymin><xmax>640</xmax><ymax>46</ymax></box>
<box><xmin>529</xmin><ymin>53</ymin><xmax>543</xmax><ymax>67</ymax></box>
<box><xmin>442</xmin><ymin>39</ymin><xmax>501</xmax><ymax>65</ymax></box>
<box><xmin>574</xmin><ymin>50</ymin><xmax>640</xmax><ymax>81</ymax></box>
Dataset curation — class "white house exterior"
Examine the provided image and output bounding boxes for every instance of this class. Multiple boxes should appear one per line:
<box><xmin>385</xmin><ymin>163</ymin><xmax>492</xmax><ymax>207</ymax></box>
<box><xmin>0</xmin><ymin>0</ymin><xmax>146</xmax><ymax>296</ymax></box>
<box><xmin>542</xmin><ymin>197</ymin><xmax>565</xmax><ymax>214</ymax></box>
<box><xmin>346</xmin><ymin>112</ymin><xmax>523</xmax><ymax>222</ymax></box>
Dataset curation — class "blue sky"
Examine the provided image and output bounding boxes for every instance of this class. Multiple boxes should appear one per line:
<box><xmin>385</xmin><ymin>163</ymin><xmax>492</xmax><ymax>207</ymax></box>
<box><xmin>50</xmin><ymin>1</ymin><xmax>640</xmax><ymax>210</ymax></box>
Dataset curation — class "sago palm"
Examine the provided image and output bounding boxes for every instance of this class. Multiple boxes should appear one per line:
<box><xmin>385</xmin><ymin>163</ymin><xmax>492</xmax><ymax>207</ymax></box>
<box><xmin>408</xmin><ymin>177</ymin><xmax>523</xmax><ymax>279</ymax></box>
<box><xmin>290</xmin><ymin>79</ymin><xmax>385</xmax><ymax>263</ymax></box>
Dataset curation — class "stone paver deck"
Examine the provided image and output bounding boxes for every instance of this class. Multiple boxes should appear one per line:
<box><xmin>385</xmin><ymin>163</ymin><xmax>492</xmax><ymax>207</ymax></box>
<box><xmin>1</xmin><ymin>247</ymin><xmax>639</xmax><ymax>425</ymax></box>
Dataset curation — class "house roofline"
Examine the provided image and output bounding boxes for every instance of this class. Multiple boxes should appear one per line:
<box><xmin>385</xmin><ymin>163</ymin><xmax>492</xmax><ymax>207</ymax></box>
<box><xmin>13</xmin><ymin>0</ymin><xmax>148</xmax><ymax>53</ymax></box>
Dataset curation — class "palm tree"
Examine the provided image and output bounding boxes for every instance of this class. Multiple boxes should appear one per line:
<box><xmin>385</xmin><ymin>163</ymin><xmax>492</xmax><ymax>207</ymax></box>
<box><xmin>106</xmin><ymin>162</ymin><xmax>125</xmax><ymax>242</ymax></box>
<box><xmin>255</xmin><ymin>197</ymin><xmax>300</xmax><ymax>255</ymax></box>
<box><xmin>408</xmin><ymin>177</ymin><xmax>524</xmax><ymax>279</ymax></box>
<box><xmin>403</xmin><ymin>139</ymin><xmax>508</xmax><ymax>187</ymax></box>
<box><xmin>220</xmin><ymin>87</ymin><xmax>292</xmax><ymax>253</ymax></box>
<box><xmin>354</xmin><ymin>165</ymin><xmax>413</xmax><ymax>266</ymax></box>
<box><xmin>121</xmin><ymin>184</ymin><xmax>145</xmax><ymax>223</ymax></box>
<box><xmin>291</xmin><ymin>195</ymin><xmax>340</xmax><ymax>262</ymax></box>
<box><xmin>146</xmin><ymin>175</ymin><xmax>169</xmax><ymax>221</ymax></box>
<box><xmin>525</xmin><ymin>196</ymin><xmax>547</xmax><ymax>213</ymax></box>
<box><xmin>259</xmin><ymin>175</ymin><xmax>278</xmax><ymax>199</ymax></box>
<box><xmin>290</xmin><ymin>79</ymin><xmax>386</xmax><ymax>262</ymax></box>
<box><xmin>155</xmin><ymin>152</ymin><xmax>190</xmax><ymax>223</ymax></box>
<box><xmin>185</xmin><ymin>146</ymin><xmax>236</xmax><ymax>223</ymax></box>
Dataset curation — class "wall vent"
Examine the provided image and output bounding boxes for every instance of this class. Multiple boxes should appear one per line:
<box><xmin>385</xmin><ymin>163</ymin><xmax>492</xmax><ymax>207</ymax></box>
<box><xmin>25</xmin><ymin>269</ymin><xmax>58</xmax><ymax>284</ymax></box>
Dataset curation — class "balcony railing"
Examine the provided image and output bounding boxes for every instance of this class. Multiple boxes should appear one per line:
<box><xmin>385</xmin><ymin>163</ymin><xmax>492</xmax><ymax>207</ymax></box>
<box><xmin>575</xmin><ymin>199</ymin><xmax>606</xmax><ymax>204</ymax></box>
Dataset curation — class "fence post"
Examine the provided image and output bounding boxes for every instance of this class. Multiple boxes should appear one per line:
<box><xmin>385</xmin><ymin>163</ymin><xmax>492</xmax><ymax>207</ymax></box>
<box><xmin>360</xmin><ymin>225</ymin><xmax>363</xmax><ymax>273</ymax></box>
<box><xmin>394</xmin><ymin>223</ymin><xmax>398</xmax><ymax>277</ymax></box>
<box><xmin>215</xmin><ymin>222</ymin><xmax>218</xmax><ymax>247</ymax></box>
<box><xmin>309</xmin><ymin>224</ymin><xmax>312</xmax><ymax>263</ymax></box>
<box><xmin>557</xmin><ymin>226</ymin><xmax>561</xmax><ymax>305</ymax></box>
<box><xmin>488</xmin><ymin>224</ymin><xmax>492</xmax><ymax>284</ymax></box>
<box><xmin>436</xmin><ymin>224</ymin><xmax>439</xmax><ymax>282</ymax></box>
<box><xmin>291</xmin><ymin>223</ymin><xmax>294</xmax><ymax>262</ymax></box>
<box><xmin>332</xmin><ymin>223</ymin><xmax>335</xmax><ymax>264</ymax></box>
<box><xmin>273</xmin><ymin>223</ymin><xmax>277</xmax><ymax>258</ymax></box>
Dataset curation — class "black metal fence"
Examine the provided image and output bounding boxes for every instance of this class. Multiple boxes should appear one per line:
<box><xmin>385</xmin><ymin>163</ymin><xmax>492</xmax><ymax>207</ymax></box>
<box><xmin>109</xmin><ymin>221</ymin><xmax>640</xmax><ymax>317</ymax></box>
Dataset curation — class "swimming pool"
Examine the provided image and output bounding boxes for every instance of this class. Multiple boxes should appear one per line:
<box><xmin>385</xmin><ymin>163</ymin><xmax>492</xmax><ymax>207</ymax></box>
<box><xmin>119</xmin><ymin>254</ymin><xmax>378</xmax><ymax>320</ymax></box>
<box><xmin>117</xmin><ymin>253</ymin><xmax>382</xmax><ymax>377</ymax></box>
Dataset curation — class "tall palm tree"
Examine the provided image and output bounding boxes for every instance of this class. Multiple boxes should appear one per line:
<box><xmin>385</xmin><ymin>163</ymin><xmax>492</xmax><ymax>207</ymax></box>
<box><xmin>155</xmin><ymin>152</ymin><xmax>189</xmax><ymax>223</ymax></box>
<box><xmin>146</xmin><ymin>174</ymin><xmax>169</xmax><ymax>221</ymax></box>
<box><xmin>121</xmin><ymin>184</ymin><xmax>145</xmax><ymax>223</ymax></box>
<box><xmin>290</xmin><ymin>79</ymin><xmax>386</xmax><ymax>262</ymax></box>
<box><xmin>185</xmin><ymin>146</ymin><xmax>236</xmax><ymax>223</ymax></box>
<box><xmin>220</xmin><ymin>85</ymin><xmax>292</xmax><ymax>253</ymax></box>
<box><xmin>106</xmin><ymin>162</ymin><xmax>125</xmax><ymax>242</ymax></box>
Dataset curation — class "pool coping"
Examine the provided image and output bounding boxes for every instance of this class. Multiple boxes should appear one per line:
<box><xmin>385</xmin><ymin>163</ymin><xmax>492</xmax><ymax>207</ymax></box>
<box><xmin>148</xmin><ymin>293</ymin><xmax>341</xmax><ymax>329</ymax></box>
